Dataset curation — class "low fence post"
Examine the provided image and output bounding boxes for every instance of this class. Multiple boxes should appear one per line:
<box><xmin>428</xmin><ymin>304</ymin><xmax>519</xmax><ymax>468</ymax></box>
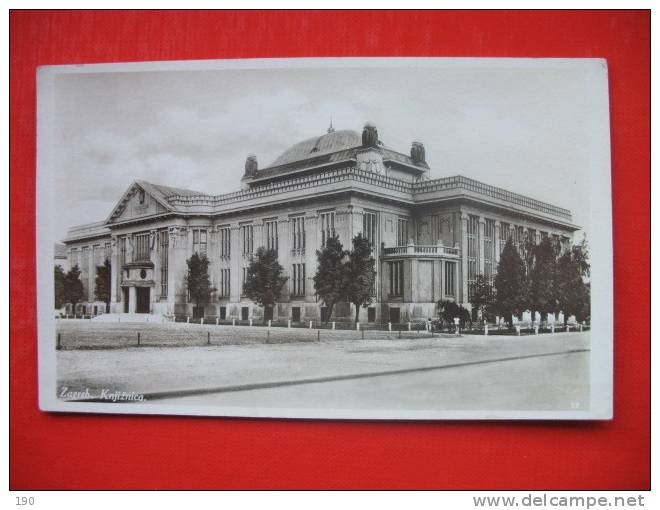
<box><xmin>266</xmin><ymin>329</ymin><xmax>270</xmax><ymax>343</ymax></box>
<box><xmin>516</xmin><ymin>325</ymin><xmax>521</xmax><ymax>336</ymax></box>
<box><xmin>249</xmin><ymin>319</ymin><xmax>253</xmax><ymax>327</ymax></box>
<box><xmin>579</xmin><ymin>323</ymin><xmax>583</xmax><ymax>332</ymax></box>
<box><xmin>317</xmin><ymin>330</ymin><xmax>320</xmax><ymax>342</ymax></box>
<box><xmin>216</xmin><ymin>317</ymin><xmax>219</xmax><ymax>325</ymax></box>
<box><xmin>233</xmin><ymin>319</ymin><xmax>236</xmax><ymax>326</ymax></box>
<box><xmin>186</xmin><ymin>316</ymin><xmax>190</xmax><ymax>324</ymax></box>
<box><xmin>288</xmin><ymin>319</ymin><xmax>291</xmax><ymax>329</ymax></box>
<box><xmin>137</xmin><ymin>332</ymin><xmax>141</xmax><ymax>346</ymax></box>
<box><xmin>268</xmin><ymin>319</ymin><xmax>272</xmax><ymax>328</ymax></box>
<box><xmin>388</xmin><ymin>322</ymin><xmax>392</xmax><ymax>332</ymax></box>
<box><xmin>408</xmin><ymin>322</ymin><xmax>411</xmax><ymax>331</ymax></box>
<box><xmin>534</xmin><ymin>325</ymin><xmax>539</xmax><ymax>335</ymax></box>
<box><xmin>201</xmin><ymin>317</ymin><xmax>204</xmax><ymax>325</ymax></box>
<box><xmin>361</xmin><ymin>328</ymin><xmax>364</xmax><ymax>340</ymax></box>
<box><xmin>484</xmin><ymin>324</ymin><xmax>489</xmax><ymax>336</ymax></box>
<box><xmin>455</xmin><ymin>324</ymin><xmax>460</xmax><ymax>336</ymax></box>
<box><xmin>309</xmin><ymin>320</ymin><xmax>313</xmax><ymax>329</ymax></box>
<box><xmin>567</xmin><ymin>324</ymin><xmax>571</xmax><ymax>332</ymax></box>
<box><xmin>551</xmin><ymin>324</ymin><xmax>555</xmax><ymax>334</ymax></box>
<box><xmin>207</xmin><ymin>332</ymin><xmax>210</xmax><ymax>345</ymax></box>
<box><xmin>57</xmin><ymin>333</ymin><xmax>61</xmax><ymax>350</ymax></box>
<box><xmin>356</xmin><ymin>322</ymin><xmax>360</xmax><ymax>331</ymax></box>
<box><xmin>332</xmin><ymin>321</ymin><xmax>335</xmax><ymax>330</ymax></box>
<box><xmin>398</xmin><ymin>329</ymin><xmax>402</xmax><ymax>339</ymax></box>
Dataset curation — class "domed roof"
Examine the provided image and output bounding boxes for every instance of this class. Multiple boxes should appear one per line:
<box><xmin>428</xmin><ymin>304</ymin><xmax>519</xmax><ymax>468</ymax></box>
<box><xmin>269</xmin><ymin>129</ymin><xmax>361</xmax><ymax>167</ymax></box>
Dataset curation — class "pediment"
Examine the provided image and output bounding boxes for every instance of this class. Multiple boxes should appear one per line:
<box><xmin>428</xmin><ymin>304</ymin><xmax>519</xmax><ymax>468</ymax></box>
<box><xmin>105</xmin><ymin>181</ymin><xmax>172</xmax><ymax>225</ymax></box>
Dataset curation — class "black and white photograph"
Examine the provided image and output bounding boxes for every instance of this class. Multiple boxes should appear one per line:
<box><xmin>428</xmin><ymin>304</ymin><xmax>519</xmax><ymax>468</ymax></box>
<box><xmin>36</xmin><ymin>57</ymin><xmax>613</xmax><ymax>420</ymax></box>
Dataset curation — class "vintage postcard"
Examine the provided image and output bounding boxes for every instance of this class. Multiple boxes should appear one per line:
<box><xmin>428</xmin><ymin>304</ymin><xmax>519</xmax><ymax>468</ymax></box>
<box><xmin>37</xmin><ymin>58</ymin><xmax>612</xmax><ymax>419</ymax></box>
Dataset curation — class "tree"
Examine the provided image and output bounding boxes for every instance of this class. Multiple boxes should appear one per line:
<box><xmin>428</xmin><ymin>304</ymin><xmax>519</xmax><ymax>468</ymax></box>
<box><xmin>494</xmin><ymin>239</ymin><xmax>528</xmax><ymax>328</ymax></box>
<box><xmin>54</xmin><ymin>265</ymin><xmax>66</xmax><ymax>309</ymax></box>
<box><xmin>185</xmin><ymin>253</ymin><xmax>214</xmax><ymax>315</ymax></box>
<box><xmin>438</xmin><ymin>300</ymin><xmax>472</xmax><ymax>328</ymax></box>
<box><xmin>63</xmin><ymin>265</ymin><xmax>84</xmax><ymax>308</ymax></box>
<box><xmin>243</xmin><ymin>247</ymin><xmax>288</xmax><ymax>323</ymax></box>
<box><xmin>469</xmin><ymin>275</ymin><xmax>496</xmax><ymax>321</ymax></box>
<box><xmin>527</xmin><ymin>237</ymin><xmax>559</xmax><ymax>321</ymax></box>
<box><xmin>94</xmin><ymin>258</ymin><xmax>112</xmax><ymax>312</ymax></box>
<box><xmin>313</xmin><ymin>235</ymin><xmax>347</xmax><ymax>324</ymax></box>
<box><xmin>343</xmin><ymin>233</ymin><xmax>377</xmax><ymax>325</ymax></box>
<box><xmin>556</xmin><ymin>238</ymin><xmax>591</xmax><ymax>325</ymax></box>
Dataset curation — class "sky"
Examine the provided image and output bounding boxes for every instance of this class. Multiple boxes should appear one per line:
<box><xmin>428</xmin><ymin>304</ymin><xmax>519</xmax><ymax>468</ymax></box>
<box><xmin>45</xmin><ymin>59</ymin><xmax>609</xmax><ymax>242</ymax></box>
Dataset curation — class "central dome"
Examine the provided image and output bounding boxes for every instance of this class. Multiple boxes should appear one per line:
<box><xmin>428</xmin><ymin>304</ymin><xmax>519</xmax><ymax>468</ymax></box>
<box><xmin>269</xmin><ymin>129</ymin><xmax>361</xmax><ymax>167</ymax></box>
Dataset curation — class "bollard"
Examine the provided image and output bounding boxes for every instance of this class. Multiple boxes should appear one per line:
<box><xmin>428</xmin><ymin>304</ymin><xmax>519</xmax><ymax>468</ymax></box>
<box><xmin>57</xmin><ymin>333</ymin><xmax>61</xmax><ymax>350</ymax></box>
<box><xmin>249</xmin><ymin>319</ymin><xmax>253</xmax><ymax>327</ymax></box>
<box><xmin>516</xmin><ymin>325</ymin><xmax>521</xmax><ymax>336</ymax></box>
<box><xmin>332</xmin><ymin>321</ymin><xmax>335</xmax><ymax>330</ymax></box>
<box><xmin>579</xmin><ymin>324</ymin><xmax>583</xmax><ymax>332</ymax></box>
<box><xmin>201</xmin><ymin>317</ymin><xmax>204</xmax><ymax>325</ymax></box>
<box><xmin>534</xmin><ymin>325</ymin><xmax>539</xmax><ymax>335</ymax></box>
<box><xmin>186</xmin><ymin>316</ymin><xmax>190</xmax><ymax>323</ymax></box>
<box><xmin>207</xmin><ymin>332</ymin><xmax>210</xmax><ymax>345</ymax></box>
<box><xmin>551</xmin><ymin>324</ymin><xmax>555</xmax><ymax>334</ymax></box>
<box><xmin>567</xmin><ymin>325</ymin><xmax>571</xmax><ymax>332</ymax></box>
<box><xmin>309</xmin><ymin>321</ymin><xmax>313</xmax><ymax>329</ymax></box>
<box><xmin>137</xmin><ymin>332</ymin><xmax>141</xmax><ymax>346</ymax></box>
<box><xmin>288</xmin><ymin>319</ymin><xmax>291</xmax><ymax>329</ymax></box>
<box><xmin>408</xmin><ymin>322</ymin><xmax>411</xmax><ymax>331</ymax></box>
<box><xmin>485</xmin><ymin>324</ymin><xmax>489</xmax><ymax>336</ymax></box>
<box><xmin>455</xmin><ymin>325</ymin><xmax>460</xmax><ymax>336</ymax></box>
<box><xmin>216</xmin><ymin>317</ymin><xmax>219</xmax><ymax>325</ymax></box>
<box><xmin>388</xmin><ymin>322</ymin><xmax>392</xmax><ymax>332</ymax></box>
<box><xmin>317</xmin><ymin>330</ymin><xmax>320</xmax><ymax>342</ymax></box>
<box><xmin>268</xmin><ymin>319</ymin><xmax>272</xmax><ymax>328</ymax></box>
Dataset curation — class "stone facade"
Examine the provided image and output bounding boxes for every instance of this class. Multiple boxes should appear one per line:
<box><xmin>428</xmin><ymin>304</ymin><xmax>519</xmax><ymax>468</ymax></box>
<box><xmin>62</xmin><ymin>123</ymin><xmax>578</xmax><ymax>323</ymax></box>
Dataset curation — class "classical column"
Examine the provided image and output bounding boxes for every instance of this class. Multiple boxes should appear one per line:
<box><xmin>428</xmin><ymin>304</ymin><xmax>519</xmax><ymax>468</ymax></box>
<box><xmin>230</xmin><ymin>225</ymin><xmax>241</xmax><ymax>304</ymax></box>
<box><xmin>110</xmin><ymin>236</ymin><xmax>118</xmax><ymax>309</ymax></box>
<box><xmin>478</xmin><ymin>217</ymin><xmax>485</xmax><ymax>276</ymax></box>
<box><xmin>460</xmin><ymin>213</ymin><xmax>469</xmax><ymax>304</ymax></box>
<box><xmin>494</xmin><ymin>220</ymin><xmax>501</xmax><ymax>266</ymax></box>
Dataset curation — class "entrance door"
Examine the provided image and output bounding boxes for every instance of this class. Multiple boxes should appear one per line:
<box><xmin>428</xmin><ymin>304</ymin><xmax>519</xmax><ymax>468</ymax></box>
<box><xmin>123</xmin><ymin>288</ymin><xmax>129</xmax><ymax>313</ymax></box>
<box><xmin>136</xmin><ymin>287</ymin><xmax>150</xmax><ymax>313</ymax></box>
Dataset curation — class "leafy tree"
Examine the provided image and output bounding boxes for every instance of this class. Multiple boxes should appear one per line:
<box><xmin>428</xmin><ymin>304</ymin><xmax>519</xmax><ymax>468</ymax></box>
<box><xmin>313</xmin><ymin>235</ymin><xmax>347</xmax><ymax>324</ymax></box>
<box><xmin>494</xmin><ymin>239</ymin><xmax>528</xmax><ymax>328</ymax></box>
<box><xmin>243</xmin><ymin>247</ymin><xmax>288</xmax><ymax>323</ymax></box>
<box><xmin>185</xmin><ymin>253</ymin><xmax>214</xmax><ymax>314</ymax></box>
<box><xmin>54</xmin><ymin>265</ymin><xmax>66</xmax><ymax>309</ymax></box>
<box><xmin>438</xmin><ymin>300</ymin><xmax>472</xmax><ymax>328</ymax></box>
<box><xmin>94</xmin><ymin>258</ymin><xmax>112</xmax><ymax>311</ymax></box>
<box><xmin>527</xmin><ymin>237</ymin><xmax>560</xmax><ymax>321</ymax></box>
<box><xmin>63</xmin><ymin>265</ymin><xmax>84</xmax><ymax>307</ymax></box>
<box><xmin>343</xmin><ymin>233</ymin><xmax>377</xmax><ymax>325</ymax></box>
<box><xmin>556</xmin><ymin>238</ymin><xmax>590</xmax><ymax>325</ymax></box>
<box><xmin>469</xmin><ymin>275</ymin><xmax>496</xmax><ymax>321</ymax></box>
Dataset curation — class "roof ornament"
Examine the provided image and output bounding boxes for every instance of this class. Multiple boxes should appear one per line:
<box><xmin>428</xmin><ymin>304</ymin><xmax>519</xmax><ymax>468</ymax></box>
<box><xmin>411</xmin><ymin>141</ymin><xmax>426</xmax><ymax>164</ymax></box>
<box><xmin>327</xmin><ymin>117</ymin><xmax>335</xmax><ymax>133</ymax></box>
<box><xmin>244</xmin><ymin>154</ymin><xmax>258</xmax><ymax>177</ymax></box>
<box><xmin>362</xmin><ymin>122</ymin><xmax>379</xmax><ymax>147</ymax></box>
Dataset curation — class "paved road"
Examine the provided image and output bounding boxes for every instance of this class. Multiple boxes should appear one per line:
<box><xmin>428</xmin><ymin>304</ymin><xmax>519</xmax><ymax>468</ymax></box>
<box><xmin>162</xmin><ymin>350</ymin><xmax>589</xmax><ymax>412</ymax></box>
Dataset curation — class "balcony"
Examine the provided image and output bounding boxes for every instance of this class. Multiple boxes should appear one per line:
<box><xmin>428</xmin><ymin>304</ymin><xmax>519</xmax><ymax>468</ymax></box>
<box><xmin>381</xmin><ymin>241</ymin><xmax>460</xmax><ymax>259</ymax></box>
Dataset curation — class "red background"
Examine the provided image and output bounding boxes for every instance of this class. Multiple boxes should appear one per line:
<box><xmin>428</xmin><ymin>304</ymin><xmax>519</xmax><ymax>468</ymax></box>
<box><xmin>10</xmin><ymin>10</ymin><xmax>650</xmax><ymax>490</ymax></box>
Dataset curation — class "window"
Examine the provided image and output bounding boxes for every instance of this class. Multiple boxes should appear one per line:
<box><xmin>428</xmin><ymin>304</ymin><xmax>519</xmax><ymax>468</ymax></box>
<box><xmin>500</xmin><ymin>222</ymin><xmax>510</xmax><ymax>254</ymax></box>
<box><xmin>388</xmin><ymin>260</ymin><xmax>404</xmax><ymax>296</ymax></box>
<box><xmin>467</xmin><ymin>215</ymin><xmax>479</xmax><ymax>300</ymax></box>
<box><xmin>291</xmin><ymin>306</ymin><xmax>301</xmax><ymax>322</ymax></box>
<box><xmin>513</xmin><ymin>226</ymin><xmax>524</xmax><ymax>253</ymax></box>
<box><xmin>219</xmin><ymin>226</ymin><xmax>231</xmax><ymax>259</ymax></box>
<box><xmin>241</xmin><ymin>307</ymin><xmax>249</xmax><ymax>321</ymax></box>
<box><xmin>528</xmin><ymin>228</ymin><xmax>537</xmax><ymax>246</ymax></box>
<box><xmin>367</xmin><ymin>307</ymin><xmax>376</xmax><ymax>323</ymax></box>
<box><xmin>397</xmin><ymin>218</ymin><xmax>409</xmax><ymax>246</ymax></box>
<box><xmin>291</xmin><ymin>216</ymin><xmax>306</xmax><ymax>255</ymax></box>
<box><xmin>219</xmin><ymin>306</ymin><xmax>227</xmax><ymax>320</ymax></box>
<box><xmin>192</xmin><ymin>228</ymin><xmax>208</xmax><ymax>257</ymax></box>
<box><xmin>319</xmin><ymin>211</ymin><xmax>335</xmax><ymax>247</ymax></box>
<box><xmin>363</xmin><ymin>211</ymin><xmax>377</xmax><ymax>246</ymax></box>
<box><xmin>241</xmin><ymin>267</ymin><xmax>249</xmax><ymax>296</ymax></box>
<box><xmin>158</xmin><ymin>230</ymin><xmax>168</xmax><ymax>298</ymax></box>
<box><xmin>134</xmin><ymin>232</ymin><xmax>150</xmax><ymax>261</ymax></box>
<box><xmin>292</xmin><ymin>263</ymin><xmax>306</xmax><ymax>296</ymax></box>
<box><xmin>241</xmin><ymin>224</ymin><xmax>254</xmax><ymax>257</ymax></box>
<box><xmin>265</xmin><ymin>219</ymin><xmax>278</xmax><ymax>253</ymax></box>
<box><xmin>484</xmin><ymin>219</ymin><xmax>495</xmax><ymax>279</ymax></box>
<box><xmin>444</xmin><ymin>261</ymin><xmax>456</xmax><ymax>297</ymax></box>
<box><xmin>119</xmin><ymin>237</ymin><xmax>127</xmax><ymax>267</ymax></box>
<box><xmin>219</xmin><ymin>268</ymin><xmax>230</xmax><ymax>297</ymax></box>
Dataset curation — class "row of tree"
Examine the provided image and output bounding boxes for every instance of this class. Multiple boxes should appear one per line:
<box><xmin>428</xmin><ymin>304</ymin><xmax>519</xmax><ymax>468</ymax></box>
<box><xmin>186</xmin><ymin>233</ymin><xmax>377</xmax><ymax>324</ymax></box>
<box><xmin>470</xmin><ymin>237</ymin><xmax>590</xmax><ymax>326</ymax></box>
<box><xmin>54</xmin><ymin>259</ymin><xmax>111</xmax><ymax>310</ymax></box>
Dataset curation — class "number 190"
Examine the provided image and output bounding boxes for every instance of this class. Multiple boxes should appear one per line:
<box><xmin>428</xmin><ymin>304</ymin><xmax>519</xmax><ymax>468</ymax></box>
<box><xmin>16</xmin><ymin>497</ymin><xmax>34</xmax><ymax>506</ymax></box>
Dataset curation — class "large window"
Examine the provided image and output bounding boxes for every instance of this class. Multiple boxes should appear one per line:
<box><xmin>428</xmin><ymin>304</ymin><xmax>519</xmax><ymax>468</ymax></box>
<box><xmin>158</xmin><ymin>230</ymin><xmax>168</xmax><ymax>298</ymax></box>
<box><xmin>444</xmin><ymin>261</ymin><xmax>456</xmax><ymax>297</ymax></box>
<box><xmin>219</xmin><ymin>268</ymin><xmax>230</xmax><ymax>298</ymax></box>
<box><xmin>388</xmin><ymin>260</ymin><xmax>404</xmax><ymax>297</ymax></box>
<box><xmin>363</xmin><ymin>211</ymin><xmax>377</xmax><ymax>246</ymax></box>
<box><xmin>484</xmin><ymin>218</ymin><xmax>495</xmax><ymax>279</ymax></box>
<box><xmin>192</xmin><ymin>228</ymin><xmax>208</xmax><ymax>256</ymax></box>
<box><xmin>241</xmin><ymin>267</ymin><xmax>249</xmax><ymax>296</ymax></box>
<box><xmin>134</xmin><ymin>232</ymin><xmax>150</xmax><ymax>261</ymax></box>
<box><xmin>219</xmin><ymin>226</ymin><xmax>231</xmax><ymax>259</ymax></box>
<box><xmin>240</xmin><ymin>224</ymin><xmax>254</xmax><ymax>257</ymax></box>
<box><xmin>396</xmin><ymin>218</ymin><xmax>409</xmax><ymax>246</ymax></box>
<box><xmin>319</xmin><ymin>211</ymin><xmax>335</xmax><ymax>247</ymax></box>
<box><xmin>265</xmin><ymin>219</ymin><xmax>278</xmax><ymax>253</ymax></box>
<box><xmin>292</xmin><ymin>263</ymin><xmax>306</xmax><ymax>296</ymax></box>
<box><xmin>467</xmin><ymin>215</ymin><xmax>479</xmax><ymax>300</ymax></box>
<box><xmin>291</xmin><ymin>216</ymin><xmax>305</xmax><ymax>255</ymax></box>
<box><xmin>499</xmin><ymin>222</ymin><xmax>510</xmax><ymax>254</ymax></box>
